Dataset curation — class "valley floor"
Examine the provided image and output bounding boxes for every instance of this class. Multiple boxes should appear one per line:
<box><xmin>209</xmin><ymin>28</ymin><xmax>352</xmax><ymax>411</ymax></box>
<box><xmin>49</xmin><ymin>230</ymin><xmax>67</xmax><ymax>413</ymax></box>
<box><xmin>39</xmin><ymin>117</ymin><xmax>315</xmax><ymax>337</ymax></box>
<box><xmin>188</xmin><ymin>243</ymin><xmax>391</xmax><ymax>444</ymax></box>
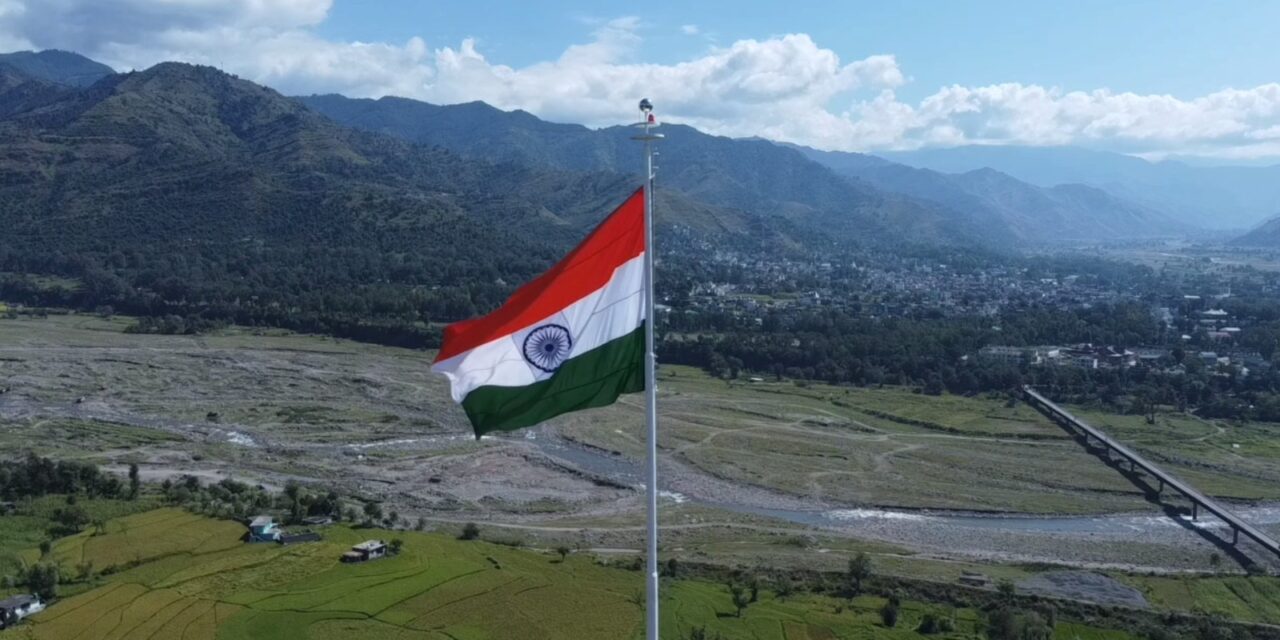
<box><xmin>3</xmin><ymin>313</ymin><xmax>1280</xmax><ymax>579</ymax></box>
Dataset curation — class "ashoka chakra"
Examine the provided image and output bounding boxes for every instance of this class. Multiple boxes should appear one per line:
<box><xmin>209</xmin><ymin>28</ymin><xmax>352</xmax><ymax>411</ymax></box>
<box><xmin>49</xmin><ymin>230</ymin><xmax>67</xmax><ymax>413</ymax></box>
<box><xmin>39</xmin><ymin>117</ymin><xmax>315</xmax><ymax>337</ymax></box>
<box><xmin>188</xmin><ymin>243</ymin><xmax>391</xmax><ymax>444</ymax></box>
<box><xmin>522</xmin><ymin>324</ymin><xmax>573</xmax><ymax>373</ymax></box>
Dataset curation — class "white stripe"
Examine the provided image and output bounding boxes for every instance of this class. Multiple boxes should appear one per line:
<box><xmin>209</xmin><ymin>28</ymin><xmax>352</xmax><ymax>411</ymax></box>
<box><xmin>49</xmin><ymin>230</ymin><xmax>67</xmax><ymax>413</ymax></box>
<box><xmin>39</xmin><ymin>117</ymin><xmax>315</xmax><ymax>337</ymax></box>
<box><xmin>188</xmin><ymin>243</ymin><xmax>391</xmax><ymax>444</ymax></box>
<box><xmin>432</xmin><ymin>254</ymin><xmax>645</xmax><ymax>403</ymax></box>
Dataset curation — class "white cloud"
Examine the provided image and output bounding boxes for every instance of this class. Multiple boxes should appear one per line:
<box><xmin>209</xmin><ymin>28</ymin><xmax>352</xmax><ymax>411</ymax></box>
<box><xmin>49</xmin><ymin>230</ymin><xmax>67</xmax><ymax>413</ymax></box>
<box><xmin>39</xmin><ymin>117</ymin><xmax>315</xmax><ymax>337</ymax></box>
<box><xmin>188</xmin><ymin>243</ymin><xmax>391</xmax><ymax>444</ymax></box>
<box><xmin>2</xmin><ymin>1</ymin><xmax>1280</xmax><ymax>160</ymax></box>
<box><xmin>680</xmin><ymin>24</ymin><xmax>699</xmax><ymax>36</ymax></box>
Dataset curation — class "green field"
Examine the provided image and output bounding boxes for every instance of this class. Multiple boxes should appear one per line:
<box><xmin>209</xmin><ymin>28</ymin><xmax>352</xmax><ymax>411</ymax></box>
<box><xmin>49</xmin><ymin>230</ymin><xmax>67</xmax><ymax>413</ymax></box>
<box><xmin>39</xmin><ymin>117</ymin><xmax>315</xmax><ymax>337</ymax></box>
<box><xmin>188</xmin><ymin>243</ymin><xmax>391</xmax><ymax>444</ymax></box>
<box><xmin>559</xmin><ymin>368</ymin><xmax>1164</xmax><ymax>513</ymax></box>
<box><xmin>1126</xmin><ymin>574</ymin><xmax>1280</xmax><ymax>625</ymax></box>
<box><xmin>555</xmin><ymin>365</ymin><xmax>1280</xmax><ymax>514</ymax></box>
<box><xmin>0</xmin><ymin>496</ymin><xmax>159</xmax><ymax>581</ymax></box>
<box><xmin>2</xmin><ymin>508</ymin><xmax>1142</xmax><ymax>640</ymax></box>
<box><xmin>1072</xmin><ymin>408</ymin><xmax>1280</xmax><ymax>501</ymax></box>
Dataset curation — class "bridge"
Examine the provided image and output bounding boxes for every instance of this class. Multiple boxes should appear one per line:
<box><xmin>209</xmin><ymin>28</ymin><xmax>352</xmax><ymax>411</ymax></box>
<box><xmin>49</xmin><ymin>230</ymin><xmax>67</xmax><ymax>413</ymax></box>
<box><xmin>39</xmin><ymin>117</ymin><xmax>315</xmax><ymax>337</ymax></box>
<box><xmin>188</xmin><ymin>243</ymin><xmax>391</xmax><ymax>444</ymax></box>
<box><xmin>1022</xmin><ymin>386</ymin><xmax>1280</xmax><ymax>559</ymax></box>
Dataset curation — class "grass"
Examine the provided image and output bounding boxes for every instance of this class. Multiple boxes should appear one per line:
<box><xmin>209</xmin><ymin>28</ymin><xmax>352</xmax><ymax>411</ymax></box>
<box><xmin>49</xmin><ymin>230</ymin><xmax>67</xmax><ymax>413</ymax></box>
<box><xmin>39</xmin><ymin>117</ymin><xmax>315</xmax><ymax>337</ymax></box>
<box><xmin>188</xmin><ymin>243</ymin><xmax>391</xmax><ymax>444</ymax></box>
<box><xmin>5</xmin><ymin>508</ymin><xmax>1141</xmax><ymax>640</ymax></box>
<box><xmin>1123</xmin><ymin>574</ymin><xmax>1280</xmax><ymax>624</ymax></box>
<box><xmin>558</xmin><ymin>367</ymin><xmax>1167</xmax><ymax>513</ymax></box>
<box><xmin>556</xmin><ymin>365</ymin><xmax>1280</xmax><ymax>513</ymax></box>
<box><xmin>1071</xmin><ymin>408</ymin><xmax>1280</xmax><ymax>501</ymax></box>
<box><xmin>0</xmin><ymin>496</ymin><xmax>159</xmax><ymax>581</ymax></box>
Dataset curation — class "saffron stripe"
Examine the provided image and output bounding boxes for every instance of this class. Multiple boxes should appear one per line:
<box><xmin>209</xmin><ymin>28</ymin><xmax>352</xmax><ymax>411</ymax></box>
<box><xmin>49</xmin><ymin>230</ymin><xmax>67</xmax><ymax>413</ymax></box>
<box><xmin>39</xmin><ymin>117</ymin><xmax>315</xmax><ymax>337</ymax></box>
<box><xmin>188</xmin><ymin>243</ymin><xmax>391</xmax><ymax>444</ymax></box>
<box><xmin>434</xmin><ymin>188</ymin><xmax>645</xmax><ymax>362</ymax></box>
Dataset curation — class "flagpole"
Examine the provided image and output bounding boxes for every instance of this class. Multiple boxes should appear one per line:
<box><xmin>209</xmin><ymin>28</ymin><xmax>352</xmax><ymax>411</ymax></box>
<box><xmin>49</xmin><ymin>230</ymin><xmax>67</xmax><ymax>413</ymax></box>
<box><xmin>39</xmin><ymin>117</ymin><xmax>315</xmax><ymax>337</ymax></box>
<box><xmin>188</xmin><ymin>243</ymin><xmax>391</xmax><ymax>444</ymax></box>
<box><xmin>632</xmin><ymin>98</ymin><xmax>663</xmax><ymax>640</ymax></box>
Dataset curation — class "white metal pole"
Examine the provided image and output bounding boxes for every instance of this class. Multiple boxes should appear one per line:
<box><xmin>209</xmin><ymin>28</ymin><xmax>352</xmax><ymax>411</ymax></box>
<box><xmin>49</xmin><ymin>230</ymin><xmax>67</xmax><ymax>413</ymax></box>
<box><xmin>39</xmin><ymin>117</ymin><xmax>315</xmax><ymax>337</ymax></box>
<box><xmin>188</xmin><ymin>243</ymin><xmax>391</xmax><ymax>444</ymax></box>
<box><xmin>641</xmin><ymin>117</ymin><xmax>660</xmax><ymax>640</ymax></box>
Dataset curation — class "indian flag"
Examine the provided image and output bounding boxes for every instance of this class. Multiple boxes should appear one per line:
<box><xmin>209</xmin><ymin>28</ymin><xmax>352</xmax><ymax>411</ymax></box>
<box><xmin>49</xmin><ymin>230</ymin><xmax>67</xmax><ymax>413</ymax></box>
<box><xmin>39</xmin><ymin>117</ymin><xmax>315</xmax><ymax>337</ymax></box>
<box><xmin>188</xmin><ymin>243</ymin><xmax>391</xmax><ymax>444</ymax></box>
<box><xmin>433</xmin><ymin>188</ymin><xmax>647</xmax><ymax>436</ymax></box>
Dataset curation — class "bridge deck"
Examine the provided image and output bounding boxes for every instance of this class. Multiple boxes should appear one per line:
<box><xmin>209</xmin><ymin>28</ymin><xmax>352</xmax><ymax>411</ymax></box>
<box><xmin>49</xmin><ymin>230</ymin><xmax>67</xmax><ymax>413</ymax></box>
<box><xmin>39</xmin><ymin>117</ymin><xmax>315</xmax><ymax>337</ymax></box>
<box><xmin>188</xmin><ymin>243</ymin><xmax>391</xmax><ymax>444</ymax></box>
<box><xmin>1022</xmin><ymin>386</ymin><xmax>1280</xmax><ymax>558</ymax></box>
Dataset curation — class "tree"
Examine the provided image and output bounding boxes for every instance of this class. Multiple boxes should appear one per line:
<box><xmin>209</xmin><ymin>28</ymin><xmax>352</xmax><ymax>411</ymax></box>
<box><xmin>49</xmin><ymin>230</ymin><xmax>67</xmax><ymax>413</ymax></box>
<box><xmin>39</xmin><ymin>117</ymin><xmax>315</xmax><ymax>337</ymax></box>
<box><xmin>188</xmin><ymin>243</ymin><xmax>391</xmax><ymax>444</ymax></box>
<box><xmin>663</xmin><ymin>557</ymin><xmax>679</xmax><ymax>578</ymax></box>
<box><xmin>997</xmin><ymin>578</ymin><xmax>1017</xmax><ymax>604</ymax></box>
<box><xmin>390</xmin><ymin>538</ymin><xmax>403</xmax><ymax>555</ymax></box>
<box><xmin>846</xmin><ymin>553</ymin><xmax>872</xmax><ymax>596</ymax></box>
<box><xmin>26</xmin><ymin>563</ymin><xmax>58</xmax><ymax>601</ymax></box>
<box><xmin>415</xmin><ymin>517</ymin><xmax>427</xmax><ymax>532</ymax></box>
<box><xmin>880</xmin><ymin>601</ymin><xmax>899</xmax><ymax>628</ymax></box>
<box><xmin>555</xmin><ymin>546</ymin><xmax>571</xmax><ymax>562</ymax></box>
<box><xmin>774</xmin><ymin>576</ymin><xmax>795</xmax><ymax>601</ymax></box>
<box><xmin>284</xmin><ymin>481</ymin><xmax>303</xmax><ymax>523</ymax></box>
<box><xmin>923</xmin><ymin>375</ymin><xmax>945</xmax><ymax>396</ymax></box>
<box><xmin>918</xmin><ymin>612</ymin><xmax>942</xmax><ymax>634</ymax></box>
<box><xmin>728</xmin><ymin>582</ymin><xmax>750</xmax><ymax>617</ymax></box>
<box><xmin>987</xmin><ymin>608</ymin><xmax>1051</xmax><ymax>640</ymax></box>
<box><xmin>459</xmin><ymin>522</ymin><xmax>480</xmax><ymax>541</ymax></box>
<box><xmin>53</xmin><ymin>504</ymin><xmax>90</xmax><ymax>533</ymax></box>
<box><xmin>362</xmin><ymin>501</ymin><xmax>382</xmax><ymax>527</ymax></box>
<box><xmin>128</xmin><ymin>463</ymin><xmax>140</xmax><ymax>500</ymax></box>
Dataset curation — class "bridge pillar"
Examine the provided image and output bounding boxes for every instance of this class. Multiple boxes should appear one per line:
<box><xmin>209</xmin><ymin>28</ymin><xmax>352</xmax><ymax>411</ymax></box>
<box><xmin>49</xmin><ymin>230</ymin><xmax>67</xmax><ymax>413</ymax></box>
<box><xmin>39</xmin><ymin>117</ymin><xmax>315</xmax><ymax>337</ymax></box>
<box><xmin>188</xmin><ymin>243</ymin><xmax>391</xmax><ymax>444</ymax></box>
<box><xmin>1157</xmin><ymin>479</ymin><xmax>1164</xmax><ymax>494</ymax></box>
<box><xmin>1233</xmin><ymin>527</ymin><xmax>1240</xmax><ymax>546</ymax></box>
<box><xmin>1192</xmin><ymin>503</ymin><xmax>1199</xmax><ymax>521</ymax></box>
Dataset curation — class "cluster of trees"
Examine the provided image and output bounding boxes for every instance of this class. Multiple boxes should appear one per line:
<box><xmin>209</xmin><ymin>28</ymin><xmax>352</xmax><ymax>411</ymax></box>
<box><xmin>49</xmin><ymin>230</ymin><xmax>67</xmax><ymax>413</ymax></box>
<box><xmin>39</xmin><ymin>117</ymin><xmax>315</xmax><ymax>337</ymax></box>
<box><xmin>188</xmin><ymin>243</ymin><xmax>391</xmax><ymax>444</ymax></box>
<box><xmin>661</xmin><ymin>297</ymin><xmax>1280</xmax><ymax>418</ymax></box>
<box><xmin>0</xmin><ymin>454</ymin><xmax>128</xmax><ymax>501</ymax></box>
<box><xmin>159</xmin><ymin>474</ymin><xmax>435</xmax><ymax>534</ymax></box>
<box><xmin>662</xmin><ymin>300</ymin><xmax>1168</xmax><ymax>387</ymax></box>
<box><xmin>669</xmin><ymin>549</ymin><xmax>1251</xmax><ymax>640</ymax></box>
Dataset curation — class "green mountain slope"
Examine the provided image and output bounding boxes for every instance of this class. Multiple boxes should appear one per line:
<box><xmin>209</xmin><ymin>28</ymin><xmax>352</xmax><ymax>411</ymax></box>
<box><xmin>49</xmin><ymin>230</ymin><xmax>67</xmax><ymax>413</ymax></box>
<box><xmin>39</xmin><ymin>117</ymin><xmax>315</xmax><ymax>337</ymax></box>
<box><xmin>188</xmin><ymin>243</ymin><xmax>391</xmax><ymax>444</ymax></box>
<box><xmin>297</xmin><ymin>94</ymin><xmax>1003</xmax><ymax>248</ymax></box>
<box><xmin>0</xmin><ymin>62</ymin><xmax>745</xmax><ymax>342</ymax></box>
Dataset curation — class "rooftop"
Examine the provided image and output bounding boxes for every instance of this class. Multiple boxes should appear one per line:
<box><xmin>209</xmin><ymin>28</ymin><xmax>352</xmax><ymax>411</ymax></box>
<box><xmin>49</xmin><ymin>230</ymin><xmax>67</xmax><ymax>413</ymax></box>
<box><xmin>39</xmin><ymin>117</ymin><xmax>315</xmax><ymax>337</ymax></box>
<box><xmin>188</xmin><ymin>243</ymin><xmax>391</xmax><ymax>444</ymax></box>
<box><xmin>352</xmin><ymin>540</ymin><xmax>386</xmax><ymax>552</ymax></box>
<box><xmin>0</xmin><ymin>594</ymin><xmax>38</xmax><ymax>609</ymax></box>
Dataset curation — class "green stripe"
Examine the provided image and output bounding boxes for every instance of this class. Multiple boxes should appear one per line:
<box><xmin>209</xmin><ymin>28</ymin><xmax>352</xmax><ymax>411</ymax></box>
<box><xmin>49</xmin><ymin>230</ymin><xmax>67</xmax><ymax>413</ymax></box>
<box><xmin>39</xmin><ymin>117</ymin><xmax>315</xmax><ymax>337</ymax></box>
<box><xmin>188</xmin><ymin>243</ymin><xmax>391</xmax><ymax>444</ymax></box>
<box><xmin>461</xmin><ymin>325</ymin><xmax>645</xmax><ymax>436</ymax></box>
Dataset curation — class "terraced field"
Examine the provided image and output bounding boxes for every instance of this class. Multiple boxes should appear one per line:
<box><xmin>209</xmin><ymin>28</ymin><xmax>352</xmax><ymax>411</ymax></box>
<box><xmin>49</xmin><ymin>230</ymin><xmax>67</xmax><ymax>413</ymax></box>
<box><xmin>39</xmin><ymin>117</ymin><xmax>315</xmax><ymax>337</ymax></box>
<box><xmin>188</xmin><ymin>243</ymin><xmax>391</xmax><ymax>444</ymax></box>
<box><xmin>5</xmin><ymin>508</ymin><xmax>1144</xmax><ymax>640</ymax></box>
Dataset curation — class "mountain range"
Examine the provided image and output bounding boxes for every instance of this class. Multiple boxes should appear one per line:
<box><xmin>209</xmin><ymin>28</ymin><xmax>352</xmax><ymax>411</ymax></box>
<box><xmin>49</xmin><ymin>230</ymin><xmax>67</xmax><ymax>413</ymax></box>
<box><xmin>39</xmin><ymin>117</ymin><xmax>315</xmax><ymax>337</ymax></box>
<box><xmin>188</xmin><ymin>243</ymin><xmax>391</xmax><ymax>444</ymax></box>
<box><xmin>792</xmin><ymin>146</ymin><xmax>1183</xmax><ymax>243</ymax></box>
<box><xmin>296</xmin><ymin>94</ymin><xmax>1262</xmax><ymax>246</ymax></box>
<box><xmin>1234</xmin><ymin>216</ymin><xmax>1280</xmax><ymax>247</ymax></box>
<box><xmin>296</xmin><ymin>94</ymin><xmax>1002</xmax><ymax>248</ymax></box>
<box><xmin>881</xmin><ymin>146</ymin><xmax>1280</xmax><ymax>231</ymax></box>
<box><xmin>0</xmin><ymin>49</ymin><xmax>1276</xmax><ymax>302</ymax></box>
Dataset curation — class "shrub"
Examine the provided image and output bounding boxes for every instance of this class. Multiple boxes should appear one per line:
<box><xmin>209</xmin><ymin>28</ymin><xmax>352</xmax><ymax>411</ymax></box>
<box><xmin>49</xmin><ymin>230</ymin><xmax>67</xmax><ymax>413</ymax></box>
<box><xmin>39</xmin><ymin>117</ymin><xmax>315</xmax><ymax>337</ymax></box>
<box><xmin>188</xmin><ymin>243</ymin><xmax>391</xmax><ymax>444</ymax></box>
<box><xmin>918</xmin><ymin>612</ymin><xmax>941</xmax><ymax>634</ymax></box>
<box><xmin>459</xmin><ymin>522</ymin><xmax>480</xmax><ymax>541</ymax></box>
<box><xmin>880</xmin><ymin>601</ymin><xmax>899</xmax><ymax>628</ymax></box>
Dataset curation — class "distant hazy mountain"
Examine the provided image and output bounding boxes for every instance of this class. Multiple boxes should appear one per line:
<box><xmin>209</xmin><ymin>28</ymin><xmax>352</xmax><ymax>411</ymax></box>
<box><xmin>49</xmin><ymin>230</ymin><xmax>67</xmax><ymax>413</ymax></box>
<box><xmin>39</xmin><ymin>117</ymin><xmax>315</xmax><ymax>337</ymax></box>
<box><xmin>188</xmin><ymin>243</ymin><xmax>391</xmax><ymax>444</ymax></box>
<box><xmin>298</xmin><ymin>94</ymin><xmax>1014</xmax><ymax>248</ymax></box>
<box><xmin>881</xmin><ymin>145</ymin><xmax>1280</xmax><ymax>230</ymax></box>
<box><xmin>1234</xmin><ymin>216</ymin><xmax>1280</xmax><ymax>246</ymax></box>
<box><xmin>795</xmin><ymin>146</ymin><xmax>1183</xmax><ymax>243</ymax></box>
<box><xmin>0</xmin><ymin>50</ymin><xmax>114</xmax><ymax>86</ymax></box>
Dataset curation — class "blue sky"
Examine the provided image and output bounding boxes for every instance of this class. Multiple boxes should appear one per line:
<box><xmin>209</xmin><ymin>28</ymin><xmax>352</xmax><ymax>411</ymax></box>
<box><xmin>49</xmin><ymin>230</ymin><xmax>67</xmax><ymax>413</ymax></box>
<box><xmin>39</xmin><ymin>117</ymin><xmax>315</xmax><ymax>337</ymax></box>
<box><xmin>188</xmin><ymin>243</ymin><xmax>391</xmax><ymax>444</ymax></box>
<box><xmin>2</xmin><ymin>0</ymin><xmax>1278</xmax><ymax>160</ymax></box>
<box><xmin>317</xmin><ymin>1</ymin><xmax>1280</xmax><ymax>102</ymax></box>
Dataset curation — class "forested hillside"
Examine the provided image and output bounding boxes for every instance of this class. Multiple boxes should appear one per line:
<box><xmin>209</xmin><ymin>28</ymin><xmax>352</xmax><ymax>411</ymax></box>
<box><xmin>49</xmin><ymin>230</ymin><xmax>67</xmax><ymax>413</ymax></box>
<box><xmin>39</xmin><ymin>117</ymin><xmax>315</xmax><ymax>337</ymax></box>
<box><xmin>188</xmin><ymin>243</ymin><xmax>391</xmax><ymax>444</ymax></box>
<box><xmin>0</xmin><ymin>62</ymin><xmax>694</xmax><ymax>344</ymax></box>
<box><xmin>298</xmin><ymin>94</ymin><xmax>1007</xmax><ymax>247</ymax></box>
